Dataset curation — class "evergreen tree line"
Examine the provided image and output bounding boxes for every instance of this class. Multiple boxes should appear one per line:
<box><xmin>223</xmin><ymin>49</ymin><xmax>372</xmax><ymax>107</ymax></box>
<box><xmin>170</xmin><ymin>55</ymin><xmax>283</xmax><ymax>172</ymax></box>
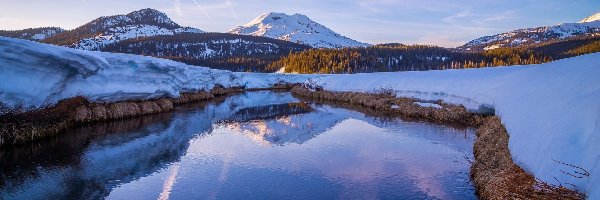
<box><xmin>267</xmin><ymin>36</ymin><xmax>600</xmax><ymax>74</ymax></box>
<box><xmin>0</xmin><ymin>27</ymin><xmax>64</xmax><ymax>40</ymax></box>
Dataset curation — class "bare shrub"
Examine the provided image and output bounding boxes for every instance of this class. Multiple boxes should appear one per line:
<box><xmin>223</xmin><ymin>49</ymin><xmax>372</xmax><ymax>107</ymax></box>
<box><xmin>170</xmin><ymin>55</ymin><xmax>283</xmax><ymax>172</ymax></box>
<box><xmin>374</xmin><ymin>86</ymin><xmax>395</xmax><ymax>96</ymax></box>
<box><xmin>302</xmin><ymin>78</ymin><xmax>324</xmax><ymax>91</ymax></box>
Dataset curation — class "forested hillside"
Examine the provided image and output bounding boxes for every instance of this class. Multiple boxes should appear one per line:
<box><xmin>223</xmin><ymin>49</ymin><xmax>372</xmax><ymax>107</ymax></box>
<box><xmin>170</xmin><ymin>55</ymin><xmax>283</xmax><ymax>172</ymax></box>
<box><xmin>0</xmin><ymin>27</ymin><xmax>65</xmax><ymax>41</ymax></box>
<box><xmin>268</xmin><ymin>36</ymin><xmax>600</xmax><ymax>74</ymax></box>
<box><xmin>102</xmin><ymin>33</ymin><xmax>310</xmax><ymax>71</ymax></box>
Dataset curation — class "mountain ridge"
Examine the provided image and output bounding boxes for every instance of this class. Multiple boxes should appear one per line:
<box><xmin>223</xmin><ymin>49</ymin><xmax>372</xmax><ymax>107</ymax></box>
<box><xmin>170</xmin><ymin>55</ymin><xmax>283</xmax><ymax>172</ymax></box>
<box><xmin>459</xmin><ymin>12</ymin><xmax>600</xmax><ymax>51</ymax></box>
<box><xmin>41</xmin><ymin>8</ymin><xmax>203</xmax><ymax>50</ymax></box>
<box><xmin>0</xmin><ymin>27</ymin><xmax>65</xmax><ymax>41</ymax></box>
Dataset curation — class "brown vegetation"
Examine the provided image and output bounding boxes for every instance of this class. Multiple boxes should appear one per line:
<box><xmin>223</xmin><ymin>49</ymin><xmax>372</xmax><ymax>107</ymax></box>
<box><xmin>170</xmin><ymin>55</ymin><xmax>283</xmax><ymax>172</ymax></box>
<box><xmin>472</xmin><ymin>117</ymin><xmax>585</xmax><ymax>199</ymax></box>
<box><xmin>210</xmin><ymin>85</ymin><xmax>244</xmax><ymax>96</ymax></box>
<box><xmin>0</xmin><ymin>96</ymin><xmax>179</xmax><ymax>147</ymax></box>
<box><xmin>291</xmin><ymin>86</ymin><xmax>485</xmax><ymax>127</ymax></box>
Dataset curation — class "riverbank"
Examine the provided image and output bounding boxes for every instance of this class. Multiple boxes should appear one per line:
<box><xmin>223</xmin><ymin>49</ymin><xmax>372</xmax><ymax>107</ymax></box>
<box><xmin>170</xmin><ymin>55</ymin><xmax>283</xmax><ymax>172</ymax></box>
<box><xmin>0</xmin><ymin>84</ymin><xmax>298</xmax><ymax>148</ymax></box>
<box><xmin>0</xmin><ymin>85</ymin><xmax>587</xmax><ymax>199</ymax></box>
<box><xmin>289</xmin><ymin>86</ymin><xmax>585</xmax><ymax>200</ymax></box>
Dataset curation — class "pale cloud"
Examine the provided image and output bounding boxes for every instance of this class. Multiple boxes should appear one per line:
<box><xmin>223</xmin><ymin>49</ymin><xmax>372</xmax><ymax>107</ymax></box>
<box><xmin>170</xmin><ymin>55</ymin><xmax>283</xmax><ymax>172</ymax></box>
<box><xmin>478</xmin><ymin>10</ymin><xmax>518</xmax><ymax>23</ymax></box>
<box><xmin>173</xmin><ymin>0</ymin><xmax>183</xmax><ymax>17</ymax></box>
<box><xmin>442</xmin><ymin>10</ymin><xmax>471</xmax><ymax>23</ymax></box>
<box><xmin>225</xmin><ymin>0</ymin><xmax>238</xmax><ymax>20</ymax></box>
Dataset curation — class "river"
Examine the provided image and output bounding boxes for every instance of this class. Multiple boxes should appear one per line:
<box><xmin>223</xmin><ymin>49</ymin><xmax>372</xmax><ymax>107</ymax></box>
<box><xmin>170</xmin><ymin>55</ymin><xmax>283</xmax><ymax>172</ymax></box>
<box><xmin>0</xmin><ymin>91</ymin><xmax>477</xmax><ymax>200</ymax></box>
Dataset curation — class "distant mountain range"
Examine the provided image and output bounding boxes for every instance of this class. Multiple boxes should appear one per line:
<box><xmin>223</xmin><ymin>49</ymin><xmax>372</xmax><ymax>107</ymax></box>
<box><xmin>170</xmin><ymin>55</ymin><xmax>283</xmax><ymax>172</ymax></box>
<box><xmin>0</xmin><ymin>8</ymin><xmax>311</xmax><ymax>71</ymax></box>
<box><xmin>0</xmin><ymin>9</ymin><xmax>368</xmax><ymax>49</ymax></box>
<box><xmin>229</xmin><ymin>12</ymin><xmax>369</xmax><ymax>48</ymax></box>
<box><xmin>0</xmin><ymin>27</ymin><xmax>65</xmax><ymax>41</ymax></box>
<box><xmin>1</xmin><ymin>9</ymin><xmax>600</xmax><ymax>73</ymax></box>
<box><xmin>459</xmin><ymin>12</ymin><xmax>600</xmax><ymax>51</ymax></box>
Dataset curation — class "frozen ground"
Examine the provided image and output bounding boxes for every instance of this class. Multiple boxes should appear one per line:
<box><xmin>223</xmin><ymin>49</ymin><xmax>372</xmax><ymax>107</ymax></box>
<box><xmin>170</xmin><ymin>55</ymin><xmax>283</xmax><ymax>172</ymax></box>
<box><xmin>0</xmin><ymin>36</ymin><xmax>598</xmax><ymax>198</ymax></box>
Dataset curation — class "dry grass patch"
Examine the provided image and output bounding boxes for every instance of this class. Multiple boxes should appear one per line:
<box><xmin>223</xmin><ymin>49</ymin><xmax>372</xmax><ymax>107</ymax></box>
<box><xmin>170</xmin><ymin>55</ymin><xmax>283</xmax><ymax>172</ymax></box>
<box><xmin>291</xmin><ymin>86</ymin><xmax>484</xmax><ymax>127</ymax></box>
<box><xmin>472</xmin><ymin>117</ymin><xmax>585</xmax><ymax>200</ymax></box>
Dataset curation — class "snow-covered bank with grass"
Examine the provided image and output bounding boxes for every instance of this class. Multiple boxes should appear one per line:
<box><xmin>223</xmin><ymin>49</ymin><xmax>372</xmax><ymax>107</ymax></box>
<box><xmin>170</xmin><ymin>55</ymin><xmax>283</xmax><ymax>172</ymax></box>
<box><xmin>311</xmin><ymin>54</ymin><xmax>600</xmax><ymax>197</ymax></box>
<box><xmin>0</xmin><ymin>37</ymin><xmax>315</xmax><ymax>108</ymax></box>
<box><xmin>1</xmin><ymin>36</ymin><xmax>599</xmax><ymax>197</ymax></box>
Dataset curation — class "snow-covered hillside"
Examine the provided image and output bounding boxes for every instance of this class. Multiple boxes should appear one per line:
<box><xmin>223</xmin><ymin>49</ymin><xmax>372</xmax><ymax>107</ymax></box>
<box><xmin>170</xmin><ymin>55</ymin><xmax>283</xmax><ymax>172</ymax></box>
<box><xmin>0</xmin><ymin>27</ymin><xmax>65</xmax><ymax>41</ymax></box>
<box><xmin>229</xmin><ymin>12</ymin><xmax>369</xmax><ymax>48</ymax></box>
<box><xmin>50</xmin><ymin>8</ymin><xmax>203</xmax><ymax>51</ymax></box>
<box><xmin>73</xmin><ymin>26</ymin><xmax>201</xmax><ymax>50</ymax></box>
<box><xmin>1</xmin><ymin>36</ymin><xmax>599</xmax><ymax>198</ymax></box>
<box><xmin>460</xmin><ymin>12</ymin><xmax>600</xmax><ymax>51</ymax></box>
<box><xmin>99</xmin><ymin>32</ymin><xmax>310</xmax><ymax>72</ymax></box>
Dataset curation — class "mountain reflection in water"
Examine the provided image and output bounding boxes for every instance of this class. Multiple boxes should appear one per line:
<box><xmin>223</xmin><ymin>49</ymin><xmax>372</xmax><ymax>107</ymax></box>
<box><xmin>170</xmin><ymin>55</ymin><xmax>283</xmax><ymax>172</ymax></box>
<box><xmin>0</xmin><ymin>91</ymin><xmax>476</xmax><ymax>200</ymax></box>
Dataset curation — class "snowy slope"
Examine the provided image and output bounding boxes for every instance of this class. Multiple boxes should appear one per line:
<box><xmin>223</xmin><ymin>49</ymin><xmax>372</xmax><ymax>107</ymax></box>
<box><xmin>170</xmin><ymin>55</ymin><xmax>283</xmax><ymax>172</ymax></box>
<box><xmin>0</xmin><ymin>37</ymin><xmax>314</xmax><ymax>107</ymax></box>
<box><xmin>460</xmin><ymin>13</ymin><xmax>600</xmax><ymax>51</ymax></box>
<box><xmin>229</xmin><ymin>12</ymin><xmax>369</xmax><ymax>48</ymax></box>
<box><xmin>311</xmin><ymin>55</ymin><xmax>600</xmax><ymax>198</ymax></box>
<box><xmin>73</xmin><ymin>25</ymin><xmax>201</xmax><ymax>50</ymax></box>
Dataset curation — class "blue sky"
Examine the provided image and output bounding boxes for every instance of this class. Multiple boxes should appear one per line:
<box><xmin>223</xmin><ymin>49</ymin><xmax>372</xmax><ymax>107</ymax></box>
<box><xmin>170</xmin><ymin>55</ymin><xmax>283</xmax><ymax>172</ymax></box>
<box><xmin>0</xmin><ymin>0</ymin><xmax>598</xmax><ymax>47</ymax></box>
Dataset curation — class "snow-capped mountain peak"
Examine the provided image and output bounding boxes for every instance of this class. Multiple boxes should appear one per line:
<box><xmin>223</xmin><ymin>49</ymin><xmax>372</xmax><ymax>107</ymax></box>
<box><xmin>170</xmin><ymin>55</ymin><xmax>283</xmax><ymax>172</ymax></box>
<box><xmin>52</xmin><ymin>8</ymin><xmax>203</xmax><ymax>51</ymax></box>
<box><xmin>85</xmin><ymin>8</ymin><xmax>180</xmax><ymax>32</ymax></box>
<box><xmin>579</xmin><ymin>12</ymin><xmax>600</xmax><ymax>23</ymax></box>
<box><xmin>245</xmin><ymin>12</ymin><xmax>288</xmax><ymax>26</ymax></box>
<box><xmin>125</xmin><ymin>8</ymin><xmax>178</xmax><ymax>28</ymax></box>
<box><xmin>229</xmin><ymin>12</ymin><xmax>369</xmax><ymax>48</ymax></box>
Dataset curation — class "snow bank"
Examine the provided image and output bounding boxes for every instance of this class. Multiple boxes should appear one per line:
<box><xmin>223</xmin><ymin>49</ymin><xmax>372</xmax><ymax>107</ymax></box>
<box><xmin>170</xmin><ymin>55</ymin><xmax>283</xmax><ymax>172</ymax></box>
<box><xmin>311</xmin><ymin>54</ymin><xmax>600</xmax><ymax>197</ymax></box>
<box><xmin>0</xmin><ymin>37</ymin><xmax>315</xmax><ymax>108</ymax></box>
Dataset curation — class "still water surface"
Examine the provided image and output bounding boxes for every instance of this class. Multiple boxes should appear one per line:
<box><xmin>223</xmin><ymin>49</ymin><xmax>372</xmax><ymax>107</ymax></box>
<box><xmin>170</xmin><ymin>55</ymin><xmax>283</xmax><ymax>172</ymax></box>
<box><xmin>0</xmin><ymin>91</ymin><xmax>476</xmax><ymax>199</ymax></box>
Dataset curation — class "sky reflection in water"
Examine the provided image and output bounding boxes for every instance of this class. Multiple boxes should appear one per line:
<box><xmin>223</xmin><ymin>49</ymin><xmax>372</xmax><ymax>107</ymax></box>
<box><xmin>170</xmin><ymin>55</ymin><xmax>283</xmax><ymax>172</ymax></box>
<box><xmin>0</xmin><ymin>91</ymin><xmax>476</xmax><ymax>200</ymax></box>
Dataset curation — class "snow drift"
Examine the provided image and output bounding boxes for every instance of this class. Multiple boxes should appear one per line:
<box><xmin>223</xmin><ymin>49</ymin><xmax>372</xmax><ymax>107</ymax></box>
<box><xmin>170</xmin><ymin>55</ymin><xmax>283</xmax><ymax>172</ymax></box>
<box><xmin>0</xmin><ymin>37</ymin><xmax>314</xmax><ymax>107</ymax></box>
